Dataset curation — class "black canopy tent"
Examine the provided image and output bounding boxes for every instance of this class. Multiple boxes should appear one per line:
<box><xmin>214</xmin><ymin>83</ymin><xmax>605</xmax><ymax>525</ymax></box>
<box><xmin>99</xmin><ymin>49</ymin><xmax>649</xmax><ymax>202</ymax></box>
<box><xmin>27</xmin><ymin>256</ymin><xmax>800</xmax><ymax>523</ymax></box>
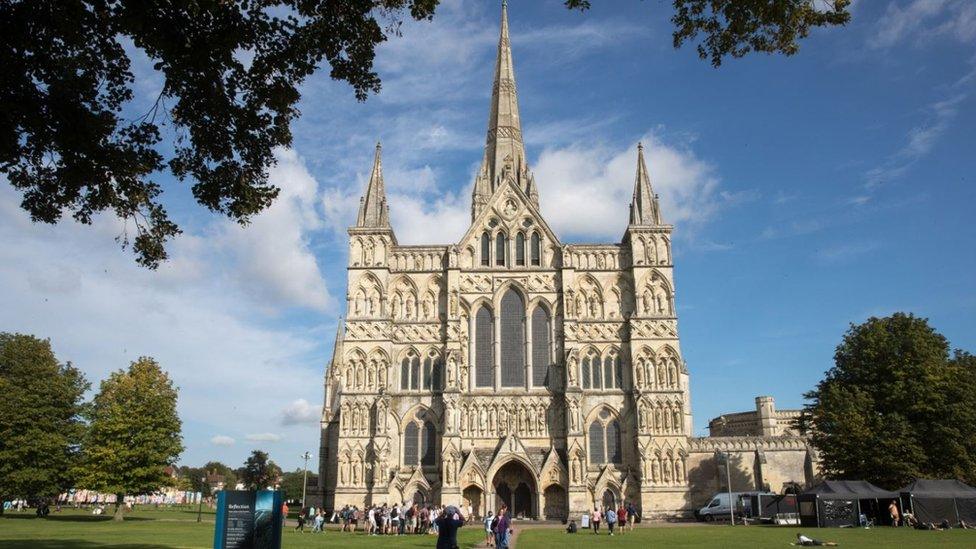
<box><xmin>899</xmin><ymin>479</ymin><xmax>976</xmax><ymax>524</ymax></box>
<box><xmin>798</xmin><ymin>480</ymin><xmax>899</xmax><ymax>527</ymax></box>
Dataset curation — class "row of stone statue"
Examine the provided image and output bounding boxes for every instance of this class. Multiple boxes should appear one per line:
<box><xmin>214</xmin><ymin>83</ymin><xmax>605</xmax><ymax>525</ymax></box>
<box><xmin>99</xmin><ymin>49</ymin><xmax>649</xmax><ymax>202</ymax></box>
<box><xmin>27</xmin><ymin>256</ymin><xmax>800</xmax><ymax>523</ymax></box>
<box><xmin>637</xmin><ymin>402</ymin><xmax>685</xmax><ymax>435</ymax></box>
<box><xmin>457</xmin><ymin>401</ymin><xmax>554</xmax><ymax>438</ymax></box>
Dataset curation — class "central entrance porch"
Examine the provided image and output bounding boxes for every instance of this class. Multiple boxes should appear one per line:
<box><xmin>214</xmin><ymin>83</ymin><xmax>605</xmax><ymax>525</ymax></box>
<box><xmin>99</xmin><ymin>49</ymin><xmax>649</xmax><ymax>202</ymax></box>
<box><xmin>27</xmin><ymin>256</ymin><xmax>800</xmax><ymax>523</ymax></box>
<box><xmin>490</xmin><ymin>460</ymin><xmax>538</xmax><ymax>519</ymax></box>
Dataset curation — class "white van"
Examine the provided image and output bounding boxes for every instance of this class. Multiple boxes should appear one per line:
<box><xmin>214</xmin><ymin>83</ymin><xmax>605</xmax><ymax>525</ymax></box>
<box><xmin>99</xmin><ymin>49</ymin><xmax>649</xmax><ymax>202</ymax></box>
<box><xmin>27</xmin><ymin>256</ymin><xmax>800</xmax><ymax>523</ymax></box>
<box><xmin>696</xmin><ymin>492</ymin><xmax>776</xmax><ymax>521</ymax></box>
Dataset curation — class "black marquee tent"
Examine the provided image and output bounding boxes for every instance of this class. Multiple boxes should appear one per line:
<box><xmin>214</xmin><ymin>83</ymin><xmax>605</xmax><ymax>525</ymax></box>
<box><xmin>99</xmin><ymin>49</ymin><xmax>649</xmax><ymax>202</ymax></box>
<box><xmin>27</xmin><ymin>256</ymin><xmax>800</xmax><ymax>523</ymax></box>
<box><xmin>798</xmin><ymin>480</ymin><xmax>899</xmax><ymax>527</ymax></box>
<box><xmin>900</xmin><ymin>479</ymin><xmax>976</xmax><ymax>524</ymax></box>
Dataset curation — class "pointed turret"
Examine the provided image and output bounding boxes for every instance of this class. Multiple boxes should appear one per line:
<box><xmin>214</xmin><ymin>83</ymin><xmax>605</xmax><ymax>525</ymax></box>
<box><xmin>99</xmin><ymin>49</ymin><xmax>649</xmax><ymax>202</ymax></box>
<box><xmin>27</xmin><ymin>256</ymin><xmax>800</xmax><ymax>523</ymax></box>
<box><xmin>356</xmin><ymin>143</ymin><xmax>390</xmax><ymax>228</ymax></box>
<box><xmin>472</xmin><ymin>1</ymin><xmax>536</xmax><ymax>219</ymax></box>
<box><xmin>629</xmin><ymin>142</ymin><xmax>662</xmax><ymax>226</ymax></box>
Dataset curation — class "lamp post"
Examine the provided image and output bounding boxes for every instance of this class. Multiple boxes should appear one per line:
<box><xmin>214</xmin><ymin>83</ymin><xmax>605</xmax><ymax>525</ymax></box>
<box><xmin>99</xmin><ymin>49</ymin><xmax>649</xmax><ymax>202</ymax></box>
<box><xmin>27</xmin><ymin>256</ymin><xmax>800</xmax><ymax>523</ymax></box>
<box><xmin>300</xmin><ymin>451</ymin><xmax>312</xmax><ymax>511</ymax></box>
<box><xmin>197</xmin><ymin>476</ymin><xmax>207</xmax><ymax>523</ymax></box>
<box><xmin>715</xmin><ymin>451</ymin><xmax>734</xmax><ymax>527</ymax></box>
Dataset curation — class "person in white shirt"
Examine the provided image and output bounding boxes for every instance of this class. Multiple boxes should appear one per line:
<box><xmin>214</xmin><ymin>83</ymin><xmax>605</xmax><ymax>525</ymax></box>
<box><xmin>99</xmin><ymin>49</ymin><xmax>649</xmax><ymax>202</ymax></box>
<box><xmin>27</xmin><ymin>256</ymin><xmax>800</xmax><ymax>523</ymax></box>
<box><xmin>796</xmin><ymin>533</ymin><xmax>837</xmax><ymax>546</ymax></box>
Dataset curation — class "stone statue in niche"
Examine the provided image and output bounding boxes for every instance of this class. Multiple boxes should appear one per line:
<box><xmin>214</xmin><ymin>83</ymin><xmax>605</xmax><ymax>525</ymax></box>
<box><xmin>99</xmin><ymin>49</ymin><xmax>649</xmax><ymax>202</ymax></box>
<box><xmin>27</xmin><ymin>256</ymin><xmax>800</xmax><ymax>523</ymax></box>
<box><xmin>567</xmin><ymin>355</ymin><xmax>577</xmax><ymax>386</ymax></box>
<box><xmin>364</xmin><ymin>239</ymin><xmax>375</xmax><ymax>266</ymax></box>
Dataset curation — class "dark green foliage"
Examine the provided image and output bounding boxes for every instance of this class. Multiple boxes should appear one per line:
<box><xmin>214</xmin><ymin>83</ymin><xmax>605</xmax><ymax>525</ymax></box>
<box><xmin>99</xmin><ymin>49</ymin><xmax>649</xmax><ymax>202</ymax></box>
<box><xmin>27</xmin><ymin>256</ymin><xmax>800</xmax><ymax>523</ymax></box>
<box><xmin>671</xmin><ymin>0</ymin><xmax>851</xmax><ymax>67</ymax></box>
<box><xmin>202</xmin><ymin>461</ymin><xmax>238</xmax><ymax>492</ymax></box>
<box><xmin>0</xmin><ymin>0</ymin><xmax>438</xmax><ymax>268</ymax></box>
<box><xmin>76</xmin><ymin>357</ymin><xmax>183</xmax><ymax>520</ymax></box>
<box><xmin>239</xmin><ymin>450</ymin><xmax>281</xmax><ymax>490</ymax></box>
<box><xmin>279</xmin><ymin>468</ymin><xmax>317</xmax><ymax>502</ymax></box>
<box><xmin>801</xmin><ymin>313</ymin><xmax>976</xmax><ymax>488</ymax></box>
<box><xmin>0</xmin><ymin>334</ymin><xmax>88</xmax><ymax>509</ymax></box>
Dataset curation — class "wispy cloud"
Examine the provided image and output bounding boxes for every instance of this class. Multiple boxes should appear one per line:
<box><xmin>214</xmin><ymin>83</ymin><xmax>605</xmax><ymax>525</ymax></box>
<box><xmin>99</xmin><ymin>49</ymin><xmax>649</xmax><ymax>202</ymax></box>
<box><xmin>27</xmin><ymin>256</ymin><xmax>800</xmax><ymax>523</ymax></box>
<box><xmin>815</xmin><ymin>241</ymin><xmax>881</xmax><ymax>263</ymax></box>
<box><xmin>210</xmin><ymin>435</ymin><xmax>236</xmax><ymax>447</ymax></box>
<box><xmin>869</xmin><ymin>0</ymin><xmax>976</xmax><ymax>49</ymax></box>
<box><xmin>245</xmin><ymin>433</ymin><xmax>284</xmax><ymax>443</ymax></box>
<box><xmin>281</xmin><ymin>399</ymin><xmax>322</xmax><ymax>426</ymax></box>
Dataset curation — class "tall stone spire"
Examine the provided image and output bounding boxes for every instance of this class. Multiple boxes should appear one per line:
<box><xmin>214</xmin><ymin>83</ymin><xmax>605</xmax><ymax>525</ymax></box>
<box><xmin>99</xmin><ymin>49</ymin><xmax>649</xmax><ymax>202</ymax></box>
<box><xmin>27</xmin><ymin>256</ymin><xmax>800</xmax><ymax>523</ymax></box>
<box><xmin>473</xmin><ymin>0</ymin><xmax>535</xmax><ymax>219</ymax></box>
<box><xmin>356</xmin><ymin>142</ymin><xmax>391</xmax><ymax>228</ymax></box>
<box><xmin>629</xmin><ymin>142</ymin><xmax>662</xmax><ymax>226</ymax></box>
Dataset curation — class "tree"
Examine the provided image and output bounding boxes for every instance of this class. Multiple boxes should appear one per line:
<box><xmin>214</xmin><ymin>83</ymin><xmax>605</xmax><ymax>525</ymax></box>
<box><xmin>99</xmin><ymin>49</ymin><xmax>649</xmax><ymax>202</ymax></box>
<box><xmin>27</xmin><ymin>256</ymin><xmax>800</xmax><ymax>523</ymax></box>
<box><xmin>1</xmin><ymin>1</ymin><xmax>850</xmax><ymax>268</ymax></box>
<box><xmin>0</xmin><ymin>334</ymin><xmax>88</xmax><ymax>515</ymax></box>
<box><xmin>240</xmin><ymin>450</ymin><xmax>282</xmax><ymax>490</ymax></box>
<box><xmin>800</xmin><ymin>313</ymin><xmax>976</xmax><ymax>488</ymax></box>
<box><xmin>76</xmin><ymin>357</ymin><xmax>183</xmax><ymax>521</ymax></box>
<box><xmin>280</xmin><ymin>468</ymin><xmax>317</xmax><ymax>503</ymax></box>
<box><xmin>203</xmin><ymin>461</ymin><xmax>238</xmax><ymax>492</ymax></box>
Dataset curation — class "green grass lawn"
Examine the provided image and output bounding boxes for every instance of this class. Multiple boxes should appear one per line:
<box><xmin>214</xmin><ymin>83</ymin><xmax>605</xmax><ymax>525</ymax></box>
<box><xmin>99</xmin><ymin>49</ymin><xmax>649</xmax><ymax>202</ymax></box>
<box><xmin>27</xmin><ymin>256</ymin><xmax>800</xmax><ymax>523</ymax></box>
<box><xmin>4</xmin><ymin>509</ymin><xmax>976</xmax><ymax>549</ymax></box>
<box><xmin>0</xmin><ymin>508</ymin><xmax>483</xmax><ymax>548</ymax></box>
<box><xmin>516</xmin><ymin>524</ymin><xmax>976</xmax><ymax>549</ymax></box>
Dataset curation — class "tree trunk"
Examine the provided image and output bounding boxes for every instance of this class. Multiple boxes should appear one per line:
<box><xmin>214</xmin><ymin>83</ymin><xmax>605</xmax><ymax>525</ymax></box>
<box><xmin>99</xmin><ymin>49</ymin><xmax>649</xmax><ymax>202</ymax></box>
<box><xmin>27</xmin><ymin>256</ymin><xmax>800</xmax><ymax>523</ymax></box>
<box><xmin>0</xmin><ymin>497</ymin><xmax>5</xmax><ymax>516</ymax></box>
<box><xmin>113</xmin><ymin>494</ymin><xmax>125</xmax><ymax>521</ymax></box>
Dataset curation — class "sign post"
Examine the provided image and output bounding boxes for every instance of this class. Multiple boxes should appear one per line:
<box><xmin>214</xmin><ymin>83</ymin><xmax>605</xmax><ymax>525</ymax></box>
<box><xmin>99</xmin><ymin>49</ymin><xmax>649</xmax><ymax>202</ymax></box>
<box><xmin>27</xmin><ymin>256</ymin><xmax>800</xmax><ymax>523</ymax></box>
<box><xmin>213</xmin><ymin>490</ymin><xmax>282</xmax><ymax>549</ymax></box>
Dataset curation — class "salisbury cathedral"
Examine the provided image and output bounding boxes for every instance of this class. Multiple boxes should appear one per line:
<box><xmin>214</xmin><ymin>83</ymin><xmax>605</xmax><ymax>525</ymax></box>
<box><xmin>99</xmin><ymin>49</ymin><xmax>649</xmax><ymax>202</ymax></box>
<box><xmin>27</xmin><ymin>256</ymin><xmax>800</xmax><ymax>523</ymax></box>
<box><xmin>316</xmin><ymin>3</ymin><xmax>816</xmax><ymax>519</ymax></box>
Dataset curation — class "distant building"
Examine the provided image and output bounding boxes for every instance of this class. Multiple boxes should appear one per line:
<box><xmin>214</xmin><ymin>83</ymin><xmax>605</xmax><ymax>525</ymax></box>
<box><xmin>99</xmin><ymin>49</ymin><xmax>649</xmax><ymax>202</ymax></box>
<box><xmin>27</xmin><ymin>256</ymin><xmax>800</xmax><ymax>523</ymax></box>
<box><xmin>709</xmin><ymin>396</ymin><xmax>802</xmax><ymax>438</ymax></box>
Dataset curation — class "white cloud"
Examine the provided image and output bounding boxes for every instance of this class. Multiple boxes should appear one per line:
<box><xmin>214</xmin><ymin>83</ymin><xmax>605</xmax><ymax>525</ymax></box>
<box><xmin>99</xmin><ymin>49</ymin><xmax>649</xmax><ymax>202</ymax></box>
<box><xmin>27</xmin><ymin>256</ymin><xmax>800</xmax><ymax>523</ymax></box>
<box><xmin>211</xmin><ymin>435</ymin><xmax>236</xmax><ymax>447</ymax></box>
<box><xmin>245</xmin><ymin>433</ymin><xmax>284</xmax><ymax>443</ymax></box>
<box><xmin>281</xmin><ymin>399</ymin><xmax>322</xmax><ymax>426</ymax></box>
<box><xmin>534</xmin><ymin>132</ymin><xmax>726</xmax><ymax>241</ymax></box>
<box><xmin>865</xmin><ymin>93</ymin><xmax>966</xmax><ymax>188</ymax></box>
<box><xmin>0</xmin><ymin>177</ymin><xmax>326</xmax><ymax>470</ymax></box>
<box><xmin>214</xmin><ymin>148</ymin><xmax>332</xmax><ymax>312</ymax></box>
<box><xmin>869</xmin><ymin>0</ymin><xmax>976</xmax><ymax>49</ymax></box>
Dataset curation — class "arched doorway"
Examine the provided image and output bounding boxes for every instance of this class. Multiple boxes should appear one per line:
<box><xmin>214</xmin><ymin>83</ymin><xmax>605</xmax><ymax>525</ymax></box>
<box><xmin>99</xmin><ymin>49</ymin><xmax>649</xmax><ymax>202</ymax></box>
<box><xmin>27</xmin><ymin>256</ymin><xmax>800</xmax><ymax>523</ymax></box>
<box><xmin>411</xmin><ymin>489</ymin><xmax>428</xmax><ymax>505</ymax></box>
<box><xmin>492</xmin><ymin>461</ymin><xmax>536</xmax><ymax>519</ymax></box>
<box><xmin>463</xmin><ymin>485</ymin><xmax>484</xmax><ymax>518</ymax></box>
<box><xmin>601</xmin><ymin>488</ymin><xmax>616</xmax><ymax>510</ymax></box>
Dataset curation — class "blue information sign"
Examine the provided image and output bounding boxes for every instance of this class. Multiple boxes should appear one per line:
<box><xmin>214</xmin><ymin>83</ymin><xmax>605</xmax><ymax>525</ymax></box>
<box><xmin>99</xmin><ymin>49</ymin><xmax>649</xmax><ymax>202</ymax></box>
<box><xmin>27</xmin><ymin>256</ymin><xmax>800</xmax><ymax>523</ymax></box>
<box><xmin>213</xmin><ymin>490</ymin><xmax>282</xmax><ymax>549</ymax></box>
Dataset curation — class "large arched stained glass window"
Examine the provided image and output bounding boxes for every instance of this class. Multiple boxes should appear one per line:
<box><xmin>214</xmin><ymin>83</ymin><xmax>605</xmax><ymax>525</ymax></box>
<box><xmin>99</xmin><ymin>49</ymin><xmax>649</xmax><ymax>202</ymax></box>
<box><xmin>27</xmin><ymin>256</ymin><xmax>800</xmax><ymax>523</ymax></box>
<box><xmin>588</xmin><ymin>421</ymin><xmax>605</xmax><ymax>464</ymax></box>
<box><xmin>475</xmin><ymin>307</ymin><xmax>494</xmax><ymax>388</ymax></box>
<box><xmin>410</xmin><ymin>355</ymin><xmax>420</xmax><ymax>390</ymax></box>
<box><xmin>530</xmin><ymin>232</ymin><xmax>541</xmax><ymax>266</ymax></box>
<box><xmin>592</xmin><ymin>355</ymin><xmax>602</xmax><ymax>389</ymax></box>
<box><xmin>614</xmin><ymin>355</ymin><xmax>623</xmax><ymax>389</ymax></box>
<box><xmin>404</xmin><ymin>422</ymin><xmax>419</xmax><ymax>465</ymax></box>
<box><xmin>422</xmin><ymin>356</ymin><xmax>433</xmax><ymax>390</ymax></box>
<box><xmin>581</xmin><ymin>356</ymin><xmax>591</xmax><ymax>389</ymax></box>
<box><xmin>604</xmin><ymin>356</ymin><xmax>615</xmax><ymax>389</ymax></box>
<box><xmin>607</xmin><ymin>420</ymin><xmax>622</xmax><ymax>463</ymax></box>
<box><xmin>421</xmin><ymin>421</ymin><xmax>437</xmax><ymax>466</ymax></box>
<box><xmin>500</xmin><ymin>290</ymin><xmax>525</xmax><ymax>387</ymax></box>
<box><xmin>495</xmin><ymin>233</ymin><xmax>506</xmax><ymax>266</ymax></box>
<box><xmin>481</xmin><ymin>232</ymin><xmax>490</xmax><ymax>266</ymax></box>
<box><xmin>431</xmin><ymin>359</ymin><xmax>442</xmax><ymax>391</ymax></box>
<box><xmin>400</xmin><ymin>358</ymin><xmax>410</xmax><ymax>390</ymax></box>
<box><xmin>531</xmin><ymin>306</ymin><xmax>550</xmax><ymax>387</ymax></box>
<box><xmin>516</xmin><ymin>233</ymin><xmax>526</xmax><ymax>266</ymax></box>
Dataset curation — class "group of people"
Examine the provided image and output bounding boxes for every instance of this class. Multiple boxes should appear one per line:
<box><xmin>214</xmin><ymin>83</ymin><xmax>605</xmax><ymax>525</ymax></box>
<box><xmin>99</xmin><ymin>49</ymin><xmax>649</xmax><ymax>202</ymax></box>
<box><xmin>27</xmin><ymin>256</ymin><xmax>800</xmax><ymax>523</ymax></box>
<box><xmin>565</xmin><ymin>502</ymin><xmax>640</xmax><ymax>535</ymax></box>
<box><xmin>293</xmin><ymin>502</ymin><xmax>463</xmax><ymax>536</ymax></box>
<box><xmin>481</xmin><ymin>506</ymin><xmax>514</xmax><ymax>548</ymax></box>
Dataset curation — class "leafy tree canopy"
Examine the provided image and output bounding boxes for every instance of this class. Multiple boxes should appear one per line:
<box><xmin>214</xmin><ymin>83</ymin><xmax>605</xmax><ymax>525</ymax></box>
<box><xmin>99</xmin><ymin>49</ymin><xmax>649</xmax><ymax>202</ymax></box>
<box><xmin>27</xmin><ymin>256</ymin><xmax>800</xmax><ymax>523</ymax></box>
<box><xmin>0</xmin><ymin>0</ymin><xmax>850</xmax><ymax>268</ymax></box>
<box><xmin>280</xmin><ymin>468</ymin><xmax>318</xmax><ymax>503</ymax></box>
<box><xmin>801</xmin><ymin>313</ymin><xmax>976</xmax><ymax>488</ymax></box>
<box><xmin>76</xmin><ymin>356</ymin><xmax>183</xmax><ymax>520</ymax></box>
<box><xmin>203</xmin><ymin>461</ymin><xmax>238</xmax><ymax>491</ymax></box>
<box><xmin>0</xmin><ymin>334</ymin><xmax>88</xmax><ymax>511</ymax></box>
<box><xmin>240</xmin><ymin>450</ymin><xmax>282</xmax><ymax>490</ymax></box>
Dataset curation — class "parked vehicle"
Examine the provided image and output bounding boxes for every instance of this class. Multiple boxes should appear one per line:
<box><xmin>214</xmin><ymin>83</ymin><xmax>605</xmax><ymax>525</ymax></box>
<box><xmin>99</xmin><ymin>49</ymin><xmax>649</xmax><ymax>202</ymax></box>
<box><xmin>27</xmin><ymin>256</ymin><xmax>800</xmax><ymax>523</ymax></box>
<box><xmin>696</xmin><ymin>491</ymin><xmax>778</xmax><ymax>521</ymax></box>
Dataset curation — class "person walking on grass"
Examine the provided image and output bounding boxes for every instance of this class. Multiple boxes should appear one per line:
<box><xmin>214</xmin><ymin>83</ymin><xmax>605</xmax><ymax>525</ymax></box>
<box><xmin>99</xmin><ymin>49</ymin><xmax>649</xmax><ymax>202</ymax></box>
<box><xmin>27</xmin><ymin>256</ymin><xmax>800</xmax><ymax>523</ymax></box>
<box><xmin>295</xmin><ymin>510</ymin><xmax>306</xmax><ymax>533</ymax></box>
<box><xmin>494</xmin><ymin>506</ymin><xmax>512</xmax><ymax>549</ymax></box>
<box><xmin>605</xmin><ymin>505</ymin><xmax>617</xmax><ymax>535</ymax></box>
<box><xmin>626</xmin><ymin>501</ymin><xmax>638</xmax><ymax>531</ymax></box>
<box><xmin>484</xmin><ymin>510</ymin><xmax>495</xmax><ymax>547</ymax></box>
<box><xmin>591</xmin><ymin>507</ymin><xmax>601</xmax><ymax>534</ymax></box>
<box><xmin>616</xmin><ymin>504</ymin><xmax>627</xmax><ymax>535</ymax></box>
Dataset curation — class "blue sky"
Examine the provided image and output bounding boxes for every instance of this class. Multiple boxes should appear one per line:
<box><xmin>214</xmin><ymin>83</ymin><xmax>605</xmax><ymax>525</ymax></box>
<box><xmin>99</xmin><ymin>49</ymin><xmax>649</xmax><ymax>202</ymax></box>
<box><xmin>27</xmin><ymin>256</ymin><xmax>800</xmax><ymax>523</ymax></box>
<box><xmin>1</xmin><ymin>0</ymin><xmax>974</xmax><ymax>473</ymax></box>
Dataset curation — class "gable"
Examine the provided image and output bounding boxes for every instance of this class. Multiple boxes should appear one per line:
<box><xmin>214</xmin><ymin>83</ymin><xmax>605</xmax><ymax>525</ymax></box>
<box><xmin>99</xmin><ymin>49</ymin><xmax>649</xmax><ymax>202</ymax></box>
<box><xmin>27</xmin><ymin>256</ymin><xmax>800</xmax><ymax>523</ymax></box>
<box><xmin>458</xmin><ymin>178</ymin><xmax>562</xmax><ymax>257</ymax></box>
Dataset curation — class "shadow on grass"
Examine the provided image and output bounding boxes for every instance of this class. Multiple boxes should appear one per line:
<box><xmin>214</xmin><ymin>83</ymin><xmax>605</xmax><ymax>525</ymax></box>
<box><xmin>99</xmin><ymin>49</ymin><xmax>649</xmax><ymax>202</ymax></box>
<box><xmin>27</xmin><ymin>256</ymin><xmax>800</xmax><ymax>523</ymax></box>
<box><xmin>1</xmin><ymin>515</ymin><xmax>153</xmax><ymax>522</ymax></box>
<box><xmin>0</xmin><ymin>541</ymin><xmax>176</xmax><ymax>549</ymax></box>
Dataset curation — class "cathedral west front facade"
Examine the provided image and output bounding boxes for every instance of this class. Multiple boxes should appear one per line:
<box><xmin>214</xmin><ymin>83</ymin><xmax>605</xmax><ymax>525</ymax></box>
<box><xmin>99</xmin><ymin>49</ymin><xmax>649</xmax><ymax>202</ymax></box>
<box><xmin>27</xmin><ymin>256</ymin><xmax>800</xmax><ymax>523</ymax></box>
<box><xmin>316</xmin><ymin>3</ymin><xmax>816</xmax><ymax>519</ymax></box>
